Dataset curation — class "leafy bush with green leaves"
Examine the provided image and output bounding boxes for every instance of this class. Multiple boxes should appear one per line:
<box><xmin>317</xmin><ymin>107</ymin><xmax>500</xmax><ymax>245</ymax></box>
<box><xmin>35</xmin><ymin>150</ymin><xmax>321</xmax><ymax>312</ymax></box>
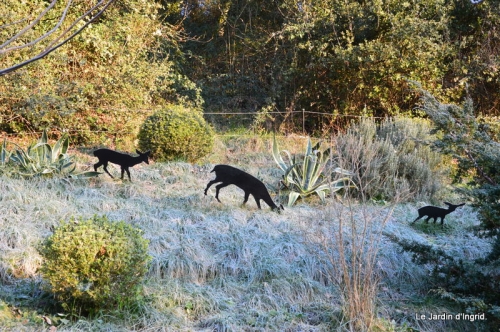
<box><xmin>334</xmin><ymin>117</ymin><xmax>447</xmax><ymax>202</ymax></box>
<box><xmin>174</xmin><ymin>0</ymin><xmax>500</xmax><ymax>133</ymax></box>
<box><xmin>39</xmin><ymin>215</ymin><xmax>151</xmax><ymax>316</ymax></box>
<box><xmin>138</xmin><ymin>105</ymin><xmax>214</xmax><ymax>162</ymax></box>
<box><xmin>0</xmin><ymin>1</ymin><xmax>202</xmax><ymax>148</ymax></box>
<box><xmin>273</xmin><ymin>135</ymin><xmax>354</xmax><ymax>206</ymax></box>
<box><xmin>4</xmin><ymin>130</ymin><xmax>98</xmax><ymax>178</ymax></box>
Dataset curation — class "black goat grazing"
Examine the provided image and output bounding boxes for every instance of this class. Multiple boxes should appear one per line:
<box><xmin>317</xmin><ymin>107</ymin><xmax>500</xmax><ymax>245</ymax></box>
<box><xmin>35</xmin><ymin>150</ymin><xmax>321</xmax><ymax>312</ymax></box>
<box><xmin>412</xmin><ymin>202</ymin><xmax>465</xmax><ymax>226</ymax></box>
<box><xmin>93</xmin><ymin>148</ymin><xmax>150</xmax><ymax>181</ymax></box>
<box><xmin>204</xmin><ymin>164</ymin><xmax>283</xmax><ymax>211</ymax></box>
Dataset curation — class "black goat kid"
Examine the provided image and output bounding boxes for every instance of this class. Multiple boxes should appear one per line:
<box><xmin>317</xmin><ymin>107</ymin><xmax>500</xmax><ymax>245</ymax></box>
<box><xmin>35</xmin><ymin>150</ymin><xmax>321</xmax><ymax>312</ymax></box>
<box><xmin>412</xmin><ymin>202</ymin><xmax>465</xmax><ymax>226</ymax></box>
<box><xmin>93</xmin><ymin>148</ymin><xmax>150</xmax><ymax>181</ymax></box>
<box><xmin>204</xmin><ymin>165</ymin><xmax>283</xmax><ymax>211</ymax></box>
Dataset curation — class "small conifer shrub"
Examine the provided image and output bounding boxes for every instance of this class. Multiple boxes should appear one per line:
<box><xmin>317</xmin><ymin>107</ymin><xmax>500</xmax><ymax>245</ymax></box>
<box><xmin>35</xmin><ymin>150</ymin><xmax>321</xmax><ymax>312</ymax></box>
<box><xmin>138</xmin><ymin>105</ymin><xmax>214</xmax><ymax>162</ymax></box>
<box><xmin>39</xmin><ymin>215</ymin><xmax>151</xmax><ymax>315</ymax></box>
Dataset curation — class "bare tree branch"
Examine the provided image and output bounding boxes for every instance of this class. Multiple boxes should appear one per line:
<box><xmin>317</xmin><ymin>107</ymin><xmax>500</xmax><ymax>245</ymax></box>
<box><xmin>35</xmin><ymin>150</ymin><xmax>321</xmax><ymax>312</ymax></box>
<box><xmin>464</xmin><ymin>148</ymin><xmax>497</xmax><ymax>186</ymax></box>
<box><xmin>0</xmin><ymin>0</ymin><xmax>59</xmax><ymax>52</ymax></box>
<box><xmin>0</xmin><ymin>0</ymin><xmax>118</xmax><ymax>76</ymax></box>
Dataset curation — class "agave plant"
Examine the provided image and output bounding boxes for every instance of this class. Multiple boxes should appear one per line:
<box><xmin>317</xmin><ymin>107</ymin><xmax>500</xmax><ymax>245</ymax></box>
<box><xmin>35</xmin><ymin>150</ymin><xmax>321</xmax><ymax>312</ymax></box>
<box><xmin>272</xmin><ymin>135</ymin><xmax>355</xmax><ymax>206</ymax></box>
<box><xmin>8</xmin><ymin>130</ymin><xmax>99</xmax><ymax>178</ymax></box>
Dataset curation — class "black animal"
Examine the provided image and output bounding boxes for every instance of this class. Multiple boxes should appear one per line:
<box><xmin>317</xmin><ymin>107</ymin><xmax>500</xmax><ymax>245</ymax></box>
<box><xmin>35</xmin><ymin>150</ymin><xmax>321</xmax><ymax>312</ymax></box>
<box><xmin>412</xmin><ymin>202</ymin><xmax>465</xmax><ymax>226</ymax></box>
<box><xmin>93</xmin><ymin>148</ymin><xmax>150</xmax><ymax>181</ymax></box>
<box><xmin>204</xmin><ymin>164</ymin><xmax>283</xmax><ymax>211</ymax></box>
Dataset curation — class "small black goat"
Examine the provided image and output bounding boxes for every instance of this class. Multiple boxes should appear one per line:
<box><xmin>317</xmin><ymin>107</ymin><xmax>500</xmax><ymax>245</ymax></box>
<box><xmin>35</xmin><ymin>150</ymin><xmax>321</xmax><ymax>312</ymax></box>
<box><xmin>93</xmin><ymin>148</ymin><xmax>150</xmax><ymax>181</ymax></box>
<box><xmin>204</xmin><ymin>164</ymin><xmax>283</xmax><ymax>211</ymax></box>
<box><xmin>412</xmin><ymin>202</ymin><xmax>465</xmax><ymax>226</ymax></box>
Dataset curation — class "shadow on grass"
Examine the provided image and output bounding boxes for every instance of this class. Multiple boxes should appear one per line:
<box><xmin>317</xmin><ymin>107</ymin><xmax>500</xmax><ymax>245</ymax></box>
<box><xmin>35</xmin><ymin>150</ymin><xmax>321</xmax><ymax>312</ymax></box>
<box><xmin>0</xmin><ymin>273</ymin><xmax>66</xmax><ymax>328</ymax></box>
<box><xmin>409</xmin><ymin>221</ymin><xmax>456</xmax><ymax>235</ymax></box>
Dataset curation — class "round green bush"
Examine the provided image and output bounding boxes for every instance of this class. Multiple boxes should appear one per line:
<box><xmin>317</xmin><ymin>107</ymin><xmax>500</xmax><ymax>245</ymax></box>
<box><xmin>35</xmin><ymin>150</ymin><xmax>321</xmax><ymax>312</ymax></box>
<box><xmin>137</xmin><ymin>105</ymin><xmax>214</xmax><ymax>162</ymax></box>
<box><xmin>39</xmin><ymin>215</ymin><xmax>151</xmax><ymax>315</ymax></box>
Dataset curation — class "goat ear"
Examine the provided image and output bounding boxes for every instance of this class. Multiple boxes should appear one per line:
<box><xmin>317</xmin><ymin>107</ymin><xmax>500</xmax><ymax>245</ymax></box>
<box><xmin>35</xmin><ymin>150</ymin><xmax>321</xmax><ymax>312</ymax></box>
<box><xmin>444</xmin><ymin>202</ymin><xmax>451</xmax><ymax>206</ymax></box>
<box><xmin>136</xmin><ymin>149</ymin><xmax>142</xmax><ymax>155</ymax></box>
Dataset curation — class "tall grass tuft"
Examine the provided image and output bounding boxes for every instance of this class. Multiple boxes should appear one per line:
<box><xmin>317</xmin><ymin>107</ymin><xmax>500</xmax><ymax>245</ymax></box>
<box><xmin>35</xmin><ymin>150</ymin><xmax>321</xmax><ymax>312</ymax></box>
<box><xmin>318</xmin><ymin>133</ymin><xmax>411</xmax><ymax>331</ymax></box>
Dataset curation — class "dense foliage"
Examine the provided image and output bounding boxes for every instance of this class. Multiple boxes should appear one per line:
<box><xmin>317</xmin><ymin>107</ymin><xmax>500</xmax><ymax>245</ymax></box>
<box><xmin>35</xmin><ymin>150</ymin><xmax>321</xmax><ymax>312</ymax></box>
<box><xmin>138</xmin><ymin>105</ymin><xmax>214</xmax><ymax>162</ymax></box>
<box><xmin>164</xmin><ymin>0</ymin><xmax>500</xmax><ymax>132</ymax></box>
<box><xmin>417</xmin><ymin>86</ymin><xmax>500</xmax><ymax>230</ymax></box>
<box><xmin>387</xmin><ymin>88</ymin><xmax>500</xmax><ymax>330</ymax></box>
<box><xmin>39</xmin><ymin>215</ymin><xmax>151</xmax><ymax>316</ymax></box>
<box><xmin>0</xmin><ymin>1</ymin><xmax>201</xmax><ymax>148</ymax></box>
<box><xmin>334</xmin><ymin>117</ymin><xmax>448</xmax><ymax>202</ymax></box>
<box><xmin>2</xmin><ymin>1</ymin><xmax>499</xmax><ymax>136</ymax></box>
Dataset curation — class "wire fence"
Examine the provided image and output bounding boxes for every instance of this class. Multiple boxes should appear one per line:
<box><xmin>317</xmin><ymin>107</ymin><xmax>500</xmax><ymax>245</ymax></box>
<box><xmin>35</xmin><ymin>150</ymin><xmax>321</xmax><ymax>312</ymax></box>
<box><xmin>0</xmin><ymin>109</ymin><xmax>387</xmax><ymax>139</ymax></box>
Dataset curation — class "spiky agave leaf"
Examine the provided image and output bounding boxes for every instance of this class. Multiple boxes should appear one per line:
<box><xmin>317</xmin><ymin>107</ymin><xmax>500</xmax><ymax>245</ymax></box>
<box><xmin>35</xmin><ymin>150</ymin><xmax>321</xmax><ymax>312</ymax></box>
<box><xmin>52</xmin><ymin>133</ymin><xmax>70</xmax><ymax>163</ymax></box>
<box><xmin>30</xmin><ymin>142</ymin><xmax>50</xmax><ymax>165</ymax></box>
<box><xmin>287</xmin><ymin>191</ymin><xmax>301</xmax><ymax>207</ymax></box>
<box><xmin>10</xmin><ymin>149</ymin><xmax>31</xmax><ymax>169</ymax></box>
<box><xmin>272</xmin><ymin>134</ymin><xmax>293</xmax><ymax>173</ymax></box>
<box><xmin>274</xmin><ymin>136</ymin><xmax>355</xmax><ymax>206</ymax></box>
<box><xmin>0</xmin><ymin>138</ymin><xmax>10</xmax><ymax>166</ymax></box>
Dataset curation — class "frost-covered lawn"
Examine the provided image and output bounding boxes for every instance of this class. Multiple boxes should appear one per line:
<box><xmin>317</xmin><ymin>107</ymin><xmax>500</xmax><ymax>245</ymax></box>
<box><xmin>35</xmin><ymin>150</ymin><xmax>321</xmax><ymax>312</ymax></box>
<box><xmin>0</xmin><ymin>142</ymin><xmax>490</xmax><ymax>331</ymax></box>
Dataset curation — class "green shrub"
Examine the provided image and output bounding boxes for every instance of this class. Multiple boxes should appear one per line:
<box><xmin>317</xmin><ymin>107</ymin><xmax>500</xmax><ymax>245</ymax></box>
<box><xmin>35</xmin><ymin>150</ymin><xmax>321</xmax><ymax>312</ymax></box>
<box><xmin>137</xmin><ymin>105</ymin><xmax>214</xmax><ymax>162</ymax></box>
<box><xmin>0</xmin><ymin>1</ymin><xmax>202</xmax><ymax>148</ymax></box>
<box><xmin>378</xmin><ymin>117</ymin><xmax>447</xmax><ymax>199</ymax></box>
<box><xmin>39</xmin><ymin>215</ymin><xmax>151</xmax><ymax>315</ymax></box>
<box><xmin>334</xmin><ymin>117</ymin><xmax>447</xmax><ymax>202</ymax></box>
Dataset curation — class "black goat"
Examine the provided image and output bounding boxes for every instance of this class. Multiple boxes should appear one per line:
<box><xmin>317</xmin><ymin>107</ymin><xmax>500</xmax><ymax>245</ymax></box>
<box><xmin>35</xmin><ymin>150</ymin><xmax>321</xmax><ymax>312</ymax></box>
<box><xmin>412</xmin><ymin>202</ymin><xmax>465</xmax><ymax>226</ymax></box>
<box><xmin>93</xmin><ymin>148</ymin><xmax>150</xmax><ymax>181</ymax></box>
<box><xmin>204</xmin><ymin>164</ymin><xmax>283</xmax><ymax>211</ymax></box>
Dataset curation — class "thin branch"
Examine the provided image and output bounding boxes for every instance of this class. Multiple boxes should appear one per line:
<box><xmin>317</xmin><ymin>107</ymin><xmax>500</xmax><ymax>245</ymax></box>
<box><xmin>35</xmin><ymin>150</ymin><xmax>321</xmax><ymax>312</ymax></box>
<box><xmin>0</xmin><ymin>0</ymin><xmax>118</xmax><ymax>76</ymax></box>
<box><xmin>0</xmin><ymin>0</ymin><xmax>74</xmax><ymax>54</ymax></box>
<box><xmin>0</xmin><ymin>17</ymin><xmax>30</xmax><ymax>30</ymax></box>
<box><xmin>464</xmin><ymin>148</ymin><xmax>497</xmax><ymax>186</ymax></box>
<box><xmin>0</xmin><ymin>0</ymin><xmax>58</xmax><ymax>50</ymax></box>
